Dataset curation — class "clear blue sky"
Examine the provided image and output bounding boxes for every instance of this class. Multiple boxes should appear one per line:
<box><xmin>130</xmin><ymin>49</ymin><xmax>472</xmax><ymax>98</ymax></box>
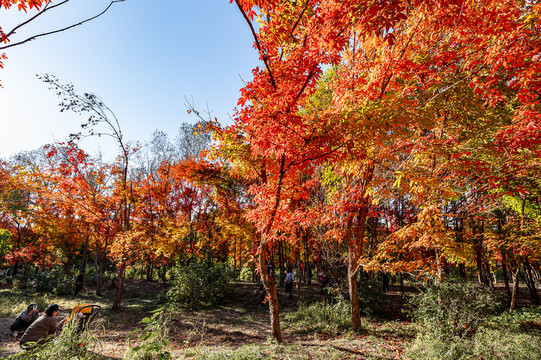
<box><xmin>0</xmin><ymin>0</ymin><xmax>259</xmax><ymax>160</ymax></box>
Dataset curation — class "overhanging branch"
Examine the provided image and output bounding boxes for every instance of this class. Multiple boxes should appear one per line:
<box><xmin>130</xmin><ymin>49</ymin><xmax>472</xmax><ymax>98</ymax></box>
<box><xmin>0</xmin><ymin>0</ymin><xmax>125</xmax><ymax>50</ymax></box>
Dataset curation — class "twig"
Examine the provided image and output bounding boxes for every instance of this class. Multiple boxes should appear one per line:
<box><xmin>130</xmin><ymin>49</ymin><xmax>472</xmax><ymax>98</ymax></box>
<box><xmin>0</xmin><ymin>0</ymin><xmax>125</xmax><ymax>50</ymax></box>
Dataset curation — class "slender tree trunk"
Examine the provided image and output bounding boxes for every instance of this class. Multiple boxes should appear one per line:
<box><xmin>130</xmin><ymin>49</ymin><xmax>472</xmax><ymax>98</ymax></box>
<box><xmin>348</xmin><ymin>260</ymin><xmax>361</xmax><ymax>331</ymax></box>
<box><xmin>278</xmin><ymin>240</ymin><xmax>285</xmax><ymax>287</ymax></box>
<box><xmin>510</xmin><ymin>266</ymin><xmax>520</xmax><ymax>312</ymax></box>
<box><xmin>95</xmin><ymin>233</ymin><xmax>109</xmax><ymax>297</ymax></box>
<box><xmin>79</xmin><ymin>224</ymin><xmax>90</xmax><ymax>274</ymax></box>
<box><xmin>458</xmin><ymin>263</ymin><xmax>466</xmax><ymax>279</ymax></box>
<box><xmin>524</xmin><ymin>260</ymin><xmax>540</xmax><ymax>305</ymax></box>
<box><xmin>304</xmin><ymin>232</ymin><xmax>311</xmax><ymax>286</ymax></box>
<box><xmin>251</xmin><ymin>259</ymin><xmax>256</xmax><ymax>283</ymax></box>
<box><xmin>232</xmin><ymin>237</ymin><xmax>237</xmax><ymax>276</ymax></box>
<box><xmin>473</xmin><ymin>223</ymin><xmax>488</xmax><ymax>285</ymax></box>
<box><xmin>295</xmin><ymin>247</ymin><xmax>301</xmax><ymax>302</ymax></box>
<box><xmin>347</xmin><ymin>215</ymin><xmax>361</xmax><ymax>331</ymax></box>
<box><xmin>399</xmin><ymin>273</ymin><xmax>404</xmax><ymax>300</ymax></box>
<box><xmin>485</xmin><ymin>257</ymin><xmax>494</xmax><ymax>289</ymax></box>
<box><xmin>112</xmin><ymin>262</ymin><xmax>126</xmax><ymax>311</ymax></box>
<box><xmin>502</xmin><ymin>259</ymin><xmax>511</xmax><ymax>302</ymax></box>
<box><xmin>94</xmin><ymin>251</ymin><xmax>102</xmax><ymax>296</ymax></box>
<box><xmin>260</xmin><ymin>243</ymin><xmax>282</xmax><ymax>342</ymax></box>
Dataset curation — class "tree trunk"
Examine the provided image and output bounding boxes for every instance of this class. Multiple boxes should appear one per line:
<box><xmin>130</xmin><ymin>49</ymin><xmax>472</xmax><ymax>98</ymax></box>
<box><xmin>233</xmin><ymin>237</ymin><xmax>238</xmax><ymax>279</ymax></box>
<box><xmin>260</xmin><ymin>243</ymin><xmax>282</xmax><ymax>342</ymax></box>
<box><xmin>348</xmin><ymin>262</ymin><xmax>361</xmax><ymax>331</ymax></box>
<box><xmin>295</xmin><ymin>247</ymin><xmax>301</xmax><ymax>302</ymax></box>
<box><xmin>509</xmin><ymin>266</ymin><xmax>520</xmax><ymax>312</ymax></box>
<box><xmin>94</xmin><ymin>251</ymin><xmax>102</xmax><ymax>296</ymax></box>
<box><xmin>502</xmin><ymin>259</ymin><xmax>511</xmax><ymax>302</ymax></box>
<box><xmin>278</xmin><ymin>240</ymin><xmax>285</xmax><ymax>287</ymax></box>
<box><xmin>146</xmin><ymin>264</ymin><xmax>152</xmax><ymax>281</ymax></box>
<box><xmin>304</xmin><ymin>232</ymin><xmax>311</xmax><ymax>286</ymax></box>
<box><xmin>112</xmin><ymin>262</ymin><xmax>126</xmax><ymax>311</ymax></box>
<box><xmin>79</xmin><ymin>224</ymin><xmax>90</xmax><ymax>274</ymax></box>
<box><xmin>473</xmin><ymin>223</ymin><xmax>488</xmax><ymax>285</ymax></box>
<box><xmin>95</xmin><ymin>233</ymin><xmax>109</xmax><ymax>297</ymax></box>
<box><xmin>524</xmin><ymin>260</ymin><xmax>540</xmax><ymax>305</ymax></box>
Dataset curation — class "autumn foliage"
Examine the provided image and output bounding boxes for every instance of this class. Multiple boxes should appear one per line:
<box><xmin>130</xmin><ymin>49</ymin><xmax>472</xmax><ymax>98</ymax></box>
<box><xmin>1</xmin><ymin>0</ymin><xmax>540</xmax><ymax>344</ymax></box>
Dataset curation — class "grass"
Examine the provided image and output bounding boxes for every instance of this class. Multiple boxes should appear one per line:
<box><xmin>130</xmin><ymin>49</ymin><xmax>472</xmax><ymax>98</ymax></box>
<box><xmin>184</xmin><ymin>342</ymin><xmax>351</xmax><ymax>360</ymax></box>
<box><xmin>0</xmin><ymin>290</ymin><xmax>55</xmax><ymax>317</ymax></box>
<box><xmin>282</xmin><ymin>301</ymin><xmax>350</xmax><ymax>334</ymax></box>
<box><xmin>405</xmin><ymin>307</ymin><xmax>541</xmax><ymax>360</ymax></box>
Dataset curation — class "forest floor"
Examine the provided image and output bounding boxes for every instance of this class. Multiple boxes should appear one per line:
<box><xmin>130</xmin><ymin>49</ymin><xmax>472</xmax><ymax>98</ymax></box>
<box><xmin>0</xmin><ymin>278</ymin><xmax>535</xmax><ymax>359</ymax></box>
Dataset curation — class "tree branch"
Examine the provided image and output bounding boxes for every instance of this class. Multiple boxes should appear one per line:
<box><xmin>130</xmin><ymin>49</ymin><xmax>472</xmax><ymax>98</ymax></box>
<box><xmin>234</xmin><ymin>0</ymin><xmax>277</xmax><ymax>90</ymax></box>
<box><xmin>3</xmin><ymin>0</ymin><xmax>70</xmax><ymax>41</ymax></box>
<box><xmin>0</xmin><ymin>0</ymin><xmax>125</xmax><ymax>50</ymax></box>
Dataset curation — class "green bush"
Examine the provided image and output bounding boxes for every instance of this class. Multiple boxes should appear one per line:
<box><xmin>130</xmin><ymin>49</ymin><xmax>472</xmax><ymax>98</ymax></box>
<box><xmin>240</xmin><ymin>266</ymin><xmax>253</xmax><ymax>281</ymax></box>
<box><xmin>124</xmin><ymin>308</ymin><xmax>172</xmax><ymax>360</ymax></box>
<box><xmin>357</xmin><ymin>278</ymin><xmax>389</xmax><ymax>316</ymax></box>
<box><xmin>403</xmin><ymin>279</ymin><xmax>535</xmax><ymax>360</ymax></box>
<box><xmin>406</xmin><ymin>308</ymin><xmax>541</xmax><ymax>360</ymax></box>
<box><xmin>409</xmin><ymin>279</ymin><xmax>503</xmax><ymax>339</ymax></box>
<box><xmin>471</xmin><ymin>307</ymin><xmax>541</xmax><ymax>360</ymax></box>
<box><xmin>283</xmin><ymin>300</ymin><xmax>350</xmax><ymax>332</ymax></box>
<box><xmin>11</xmin><ymin>267</ymin><xmax>74</xmax><ymax>295</ymax></box>
<box><xmin>166</xmin><ymin>262</ymin><xmax>234</xmax><ymax>309</ymax></box>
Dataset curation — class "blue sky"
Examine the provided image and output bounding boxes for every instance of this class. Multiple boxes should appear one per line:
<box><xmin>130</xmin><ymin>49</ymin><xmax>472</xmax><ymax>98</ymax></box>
<box><xmin>0</xmin><ymin>0</ymin><xmax>259</xmax><ymax>160</ymax></box>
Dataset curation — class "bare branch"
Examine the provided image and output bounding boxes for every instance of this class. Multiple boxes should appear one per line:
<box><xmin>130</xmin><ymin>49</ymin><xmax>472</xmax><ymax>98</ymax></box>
<box><xmin>3</xmin><ymin>0</ymin><xmax>70</xmax><ymax>41</ymax></box>
<box><xmin>0</xmin><ymin>0</ymin><xmax>125</xmax><ymax>50</ymax></box>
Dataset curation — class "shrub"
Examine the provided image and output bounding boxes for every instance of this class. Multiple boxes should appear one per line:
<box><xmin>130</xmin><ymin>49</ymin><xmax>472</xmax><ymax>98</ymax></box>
<box><xmin>406</xmin><ymin>308</ymin><xmax>541</xmax><ymax>360</ymax></box>
<box><xmin>11</xmin><ymin>267</ymin><xmax>74</xmax><ymax>295</ymax></box>
<box><xmin>357</xmin><ymin>278</ymin><xmax>389</xmax><ymax>316</ymax></box>
<box><xmin>471</xmin><ymin>307</ymin><xmax>541</xmax><ymax>360</ymax></box>
<box><xmin>166</xmin><ymin>262</ymin><xmax>234</xmax><ymax>309</ymax></box>
<box><xmin>409</xmin><ymin>279</ymin><xmax>503</xmax><ymax>339</ymax></box>
<box><xmin>240</xmin><ymin>266</ymin><xmax>253</xmax><ymax>281</ymax></box>
<box><xmin>124</xmin><ymin>308</ymin><xmax>172</xmax><ymax>360</ymax></box>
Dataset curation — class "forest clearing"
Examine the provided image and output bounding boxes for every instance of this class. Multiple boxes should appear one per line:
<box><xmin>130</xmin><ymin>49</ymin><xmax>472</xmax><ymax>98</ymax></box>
<box><xmin>0</xmin><ymin>275</ymin><xmax>539</xmax><ymax>360</ymax></box>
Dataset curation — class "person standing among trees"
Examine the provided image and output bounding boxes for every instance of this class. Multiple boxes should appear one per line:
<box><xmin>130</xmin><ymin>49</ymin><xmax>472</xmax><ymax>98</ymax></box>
<box><xmin>74</xmin><ymin>270</ymin><xmax>85</xmax><ymax>297</ymax></box>
<box><xmin>285</xmin><ymin>267</ymin><xmax>294</xmax><ymax>299</ymax></box>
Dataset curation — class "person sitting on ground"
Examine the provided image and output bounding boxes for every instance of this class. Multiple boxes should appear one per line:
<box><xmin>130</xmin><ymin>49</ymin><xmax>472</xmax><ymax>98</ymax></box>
<box><xmin>19</xmin><ymin>304</ymin><xmax>67</xmax><ymax>350</ymax></box>
<box><xmin>10</xmin><ymin>303</ymin><xmax>39</xmax><ymax>337</ymax></box>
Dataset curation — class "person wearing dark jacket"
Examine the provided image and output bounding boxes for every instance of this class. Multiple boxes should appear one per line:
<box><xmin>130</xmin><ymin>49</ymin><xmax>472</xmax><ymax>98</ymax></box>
<box><xmin>19</xmin><ymin>304</ymin><xmax>66</xmax><ymax>350</ymax></box>
<box><xmin>74</xmin><ymin>270</ymin><xmax>85</xmax><ymax>296</ymax></box>
<box><xmin>10</xmin><ymin>304</ymin><xmax>39</xmax><ymax>337</ymax></box>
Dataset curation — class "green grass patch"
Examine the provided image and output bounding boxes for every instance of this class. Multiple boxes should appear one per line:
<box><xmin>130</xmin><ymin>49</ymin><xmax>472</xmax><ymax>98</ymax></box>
<box><xmin>283</xmin><ymin>301</ymin><xmax>350</xmax><ymax>333</ymax></box>
<box><xmin>184</xmin><ymin>343</ymin><xmax>346</xmax><ymax>360</ymax></box>
<box><xmin>406</xmin><ymin>307</ymin><xmax>541</xmax><ymax>360</ymax></box>
<box><xmin>0</xmin><ymin>289</ymin><xmax>52</xmax><ymax>317</ymax></box>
